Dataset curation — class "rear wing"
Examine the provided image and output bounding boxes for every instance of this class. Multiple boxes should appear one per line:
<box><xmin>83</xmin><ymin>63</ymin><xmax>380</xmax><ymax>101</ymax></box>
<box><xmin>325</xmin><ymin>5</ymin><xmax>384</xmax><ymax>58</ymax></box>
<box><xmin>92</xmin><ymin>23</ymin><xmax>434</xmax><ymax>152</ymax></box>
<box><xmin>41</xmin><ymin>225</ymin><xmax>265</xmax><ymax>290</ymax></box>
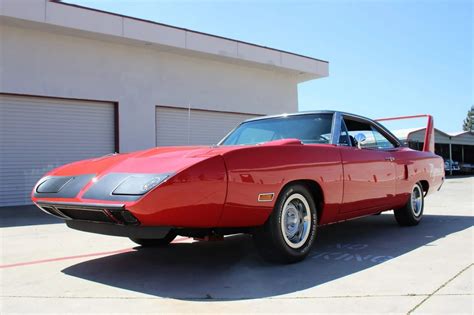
<box><xmin>375</xmin><ymin>114</ymin><xmax>435</xmax><ymax>153</ymax></box>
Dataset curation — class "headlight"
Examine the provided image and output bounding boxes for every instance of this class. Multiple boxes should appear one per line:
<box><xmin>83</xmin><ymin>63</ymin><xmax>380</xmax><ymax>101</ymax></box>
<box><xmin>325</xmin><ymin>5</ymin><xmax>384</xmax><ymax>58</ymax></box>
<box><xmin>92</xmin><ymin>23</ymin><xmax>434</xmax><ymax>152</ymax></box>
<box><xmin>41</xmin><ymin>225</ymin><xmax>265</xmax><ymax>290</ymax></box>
<box><xmin>112</xmin><ymin>174</ymin><xmax>170</xmax><ymax>195</ymax></box>
<box><xmin>36</xmin><ymin>176</ymin><xmax>73</xmax><ymax>193</ymax></box>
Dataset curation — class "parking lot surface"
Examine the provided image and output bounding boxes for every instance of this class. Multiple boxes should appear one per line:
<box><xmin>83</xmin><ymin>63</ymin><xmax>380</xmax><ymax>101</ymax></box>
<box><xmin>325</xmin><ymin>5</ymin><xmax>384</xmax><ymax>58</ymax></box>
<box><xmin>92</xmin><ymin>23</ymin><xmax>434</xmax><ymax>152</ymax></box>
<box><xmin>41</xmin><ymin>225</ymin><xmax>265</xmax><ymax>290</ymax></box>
<box><xmin>1</xmin><ymin>177</ymin><xmax>472</xmax><ymax>314</ymax></box>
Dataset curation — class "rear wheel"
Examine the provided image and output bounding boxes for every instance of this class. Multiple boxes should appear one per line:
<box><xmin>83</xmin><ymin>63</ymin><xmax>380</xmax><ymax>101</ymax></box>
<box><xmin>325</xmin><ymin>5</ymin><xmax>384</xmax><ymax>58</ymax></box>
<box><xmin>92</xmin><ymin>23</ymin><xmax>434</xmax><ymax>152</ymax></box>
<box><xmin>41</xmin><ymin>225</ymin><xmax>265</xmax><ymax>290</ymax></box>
<box><xmin>254</xmin><ymin>184</ymin><xmax>317</xmax><ymax>263</ymax></box>
<box><xmin>129</xmin><ymin>231</ymin><xmax>177</xmax><ymax>247</ymax></box>
<box><xmin>394</xmin><ymin>183</ymin><xmax>424</xmax><ymax>226</ymax></box>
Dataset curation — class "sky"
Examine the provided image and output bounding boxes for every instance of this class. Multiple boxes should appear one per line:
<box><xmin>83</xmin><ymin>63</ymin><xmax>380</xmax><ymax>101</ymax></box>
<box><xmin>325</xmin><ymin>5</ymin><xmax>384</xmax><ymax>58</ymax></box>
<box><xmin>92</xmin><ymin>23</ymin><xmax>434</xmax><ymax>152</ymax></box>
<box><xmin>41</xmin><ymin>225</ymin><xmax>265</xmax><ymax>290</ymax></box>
<box><xmin>68</xmin><ymin>0</ymin><xmax>473</xmax><ymax>132</ymax></box>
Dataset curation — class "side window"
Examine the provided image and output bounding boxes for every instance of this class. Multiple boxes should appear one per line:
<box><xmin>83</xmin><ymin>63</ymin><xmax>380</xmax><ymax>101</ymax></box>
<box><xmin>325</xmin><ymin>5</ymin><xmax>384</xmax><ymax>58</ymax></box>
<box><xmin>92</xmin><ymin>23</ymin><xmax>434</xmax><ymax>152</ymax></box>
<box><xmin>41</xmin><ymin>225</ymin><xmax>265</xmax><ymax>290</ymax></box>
<box><xmin>343</xmin><ymin>118</ymin><xmax>395</xmax><ymax>150</ymax></box>
<box><xmin>371</xmin><ymin>127</ymin><xmax>395</xmax><ymax>149</ymax></box>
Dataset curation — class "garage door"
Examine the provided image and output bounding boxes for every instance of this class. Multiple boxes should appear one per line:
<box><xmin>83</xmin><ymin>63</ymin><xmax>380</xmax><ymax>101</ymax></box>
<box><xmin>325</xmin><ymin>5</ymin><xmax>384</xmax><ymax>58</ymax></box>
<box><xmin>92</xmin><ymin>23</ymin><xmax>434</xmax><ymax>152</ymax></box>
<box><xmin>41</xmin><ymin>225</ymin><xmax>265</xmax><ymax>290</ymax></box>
<box><xmin>155</xmin><ymin>106</ymin><xmax>259</xmax><ymax>146</ymax></box>
<box><xmin>0</xmin><ymin>95</ymin><xmax>116</xmax><ymax>206</ymax></box>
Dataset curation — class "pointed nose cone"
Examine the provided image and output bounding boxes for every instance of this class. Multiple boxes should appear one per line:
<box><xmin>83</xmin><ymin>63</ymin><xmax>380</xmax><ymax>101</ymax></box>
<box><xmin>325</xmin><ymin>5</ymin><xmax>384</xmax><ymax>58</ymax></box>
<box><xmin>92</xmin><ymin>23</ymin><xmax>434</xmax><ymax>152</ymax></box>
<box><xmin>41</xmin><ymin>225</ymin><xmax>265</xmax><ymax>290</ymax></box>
<box><xmin>45</xmin><ymin>145</ymin><xmax>238</xmax><ymax>178</ymax></box>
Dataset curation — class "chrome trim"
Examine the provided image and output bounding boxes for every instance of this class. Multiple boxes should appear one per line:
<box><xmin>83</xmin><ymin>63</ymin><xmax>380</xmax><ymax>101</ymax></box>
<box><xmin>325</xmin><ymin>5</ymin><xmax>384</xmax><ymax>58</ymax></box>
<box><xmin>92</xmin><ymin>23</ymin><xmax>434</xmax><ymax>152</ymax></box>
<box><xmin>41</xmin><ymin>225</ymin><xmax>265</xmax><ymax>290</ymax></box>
<box><xmin>217</xmin><ymin>126</ymin><xmax>239</xmax><ymax>146</ymax></box>
<box><xmin>411</xmin><ymin>185</ymin><xmax>423</xmax><ymax>217</ymax></box>
<box><xmin>35</xmin><ymin>201</ymin><xmax>139</xmax><ymax>225</ymax></box>
<box><xmin>36</xmin><ymin>204</ymin><xmax>71</xmax><ymax>220</ymax></box>
<box><xmin>354</xmin><ymin>133</ymin><xmax>367</xmax><ymax>149</ymax></box>
<box><xmin>35</xmin><ymin>201</ymin><xmax>125</xmax><ymax>209</ymax></box>
<box><xmin>341</xmin><ymin>113</ymin><xmax>402</xmax><ymax>147</ymax></box>
<box><xmin>237</xmin><ymin>110</ymin><xmax>402</xmax><ymax>147</ymax></box>
<box><xmin>330</xmin><ymin>112</ymin><xmax>342</xmax><ymax>145</ymax></box>
<box><xmin>281</xmin><ymin>193</ymin><xmax>312</xmax><ymax>249</ymax></box>
<box><xmin>339</xmin><ymin>118</ymin><xmax>352</xmax><ymax>146</ymax></box>
<box><xmin>218</xmin><ymin>110</ymin><xmax>403</xmax><ymax>147</ymax></box>
<box><xmin>243</xmin><ymin>110</ymin><xmax>337</xmax><ymax>123</ymax></box>
<box><xmin>219</xmin><ymin>111</ymin><xmax>338</xmax><ymax>145</ymax></box>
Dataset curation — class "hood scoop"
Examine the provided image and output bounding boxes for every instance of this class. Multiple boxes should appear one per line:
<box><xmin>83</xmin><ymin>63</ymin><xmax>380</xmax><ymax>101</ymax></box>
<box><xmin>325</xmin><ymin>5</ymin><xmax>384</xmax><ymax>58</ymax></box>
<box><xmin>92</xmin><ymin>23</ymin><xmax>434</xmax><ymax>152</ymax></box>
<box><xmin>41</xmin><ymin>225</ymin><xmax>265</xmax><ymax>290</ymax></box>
<box><xmin>260</xmin><ymin>139</ymin><xmax>303</xmax><ymax>146</ymax></box>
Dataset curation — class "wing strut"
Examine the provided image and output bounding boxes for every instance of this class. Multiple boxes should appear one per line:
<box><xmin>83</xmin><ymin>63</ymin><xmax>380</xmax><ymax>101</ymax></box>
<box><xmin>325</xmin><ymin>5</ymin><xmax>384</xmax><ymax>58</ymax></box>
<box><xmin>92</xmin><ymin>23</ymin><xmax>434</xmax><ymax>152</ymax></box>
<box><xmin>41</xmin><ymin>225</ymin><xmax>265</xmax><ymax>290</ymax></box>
<box><xmin>375</xmin><ymin>114</ymin><xmax>435</xmax><ymax>153</ymax></box>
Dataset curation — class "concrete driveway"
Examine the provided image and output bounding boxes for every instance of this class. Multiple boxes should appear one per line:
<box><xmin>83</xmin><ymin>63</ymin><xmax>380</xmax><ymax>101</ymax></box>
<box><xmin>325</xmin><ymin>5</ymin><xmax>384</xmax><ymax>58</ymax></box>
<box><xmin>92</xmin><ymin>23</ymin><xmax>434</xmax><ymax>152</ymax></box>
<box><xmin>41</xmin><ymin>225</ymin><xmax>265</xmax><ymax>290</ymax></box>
<box><xmin>1</xmin><ymin>177</ymin><xmax>472</xmax><ymax>314</ymax></box>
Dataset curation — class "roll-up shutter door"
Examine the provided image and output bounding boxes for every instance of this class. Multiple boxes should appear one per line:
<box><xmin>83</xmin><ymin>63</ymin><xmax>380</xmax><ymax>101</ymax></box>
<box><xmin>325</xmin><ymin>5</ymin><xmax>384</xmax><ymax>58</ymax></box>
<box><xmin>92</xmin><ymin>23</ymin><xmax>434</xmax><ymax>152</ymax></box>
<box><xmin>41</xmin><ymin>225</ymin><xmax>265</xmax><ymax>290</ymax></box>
<box><xmin>0</xmin><ymin>95</ymin><xmax>116</xmax><ymax>206</ymax></box>
<box><xmin>156</xmin><ymin>106</ymin><xmax>258</xmax><ymax>146</ymax></box>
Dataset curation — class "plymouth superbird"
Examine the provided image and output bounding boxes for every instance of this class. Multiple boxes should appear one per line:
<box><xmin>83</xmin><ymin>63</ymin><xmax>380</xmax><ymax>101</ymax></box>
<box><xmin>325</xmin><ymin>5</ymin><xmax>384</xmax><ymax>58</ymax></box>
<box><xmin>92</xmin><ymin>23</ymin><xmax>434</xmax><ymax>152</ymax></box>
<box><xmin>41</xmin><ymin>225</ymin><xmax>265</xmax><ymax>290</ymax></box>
<box><xmin>32</xmin><ymin>111</ymin><xmax>444</xmax><ymax>263</ymax></box>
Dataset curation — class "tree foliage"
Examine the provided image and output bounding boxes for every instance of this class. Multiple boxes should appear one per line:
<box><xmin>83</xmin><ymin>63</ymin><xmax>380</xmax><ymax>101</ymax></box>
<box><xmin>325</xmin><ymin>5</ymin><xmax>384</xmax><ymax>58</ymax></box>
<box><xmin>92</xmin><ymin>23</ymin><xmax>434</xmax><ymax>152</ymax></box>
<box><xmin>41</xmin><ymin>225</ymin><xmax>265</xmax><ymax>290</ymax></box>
<box><xmin>462</xmin><ymin>105</ymin><xmax>474</xmax><ymax>132</ymax></box>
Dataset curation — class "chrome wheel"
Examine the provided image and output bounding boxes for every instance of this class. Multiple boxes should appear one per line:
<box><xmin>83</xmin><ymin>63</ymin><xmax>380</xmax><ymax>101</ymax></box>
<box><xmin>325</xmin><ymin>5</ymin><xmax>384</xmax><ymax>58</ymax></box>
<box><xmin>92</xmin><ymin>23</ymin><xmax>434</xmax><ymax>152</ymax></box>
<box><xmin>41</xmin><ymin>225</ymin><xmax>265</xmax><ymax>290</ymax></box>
<box><xmin>411</xmin><ymin>185</ymin><xmax>423</xmax><ymax>217</ymax></box>
<box><xmin>394</xmin><ymin>182</ymin><xmax>424</xmax><ymax>226</ymax></box>
<box><xmin>280</xmin><ymin>193</ymin><xmax>312</xmax><ymax>249</ymax></box>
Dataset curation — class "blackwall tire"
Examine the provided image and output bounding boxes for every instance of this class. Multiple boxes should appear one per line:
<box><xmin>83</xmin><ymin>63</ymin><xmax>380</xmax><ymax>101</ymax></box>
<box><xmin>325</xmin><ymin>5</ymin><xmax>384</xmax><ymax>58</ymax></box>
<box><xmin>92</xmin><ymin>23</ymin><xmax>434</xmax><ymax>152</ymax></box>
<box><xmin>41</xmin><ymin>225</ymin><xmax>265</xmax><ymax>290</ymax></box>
<box><xmin>394</xmin><ymin>183</ymin><xmax>424</xmax><ymax>226</ymax></box>
<box><xmin>254</xmin><ymin>184</ymin><xmax>317</xmax><ymax>264</ymax></box>
<box><xmin>130</xmin><ymin>231</ymin><xmax>177</xmax><ymax>247</ymax></box>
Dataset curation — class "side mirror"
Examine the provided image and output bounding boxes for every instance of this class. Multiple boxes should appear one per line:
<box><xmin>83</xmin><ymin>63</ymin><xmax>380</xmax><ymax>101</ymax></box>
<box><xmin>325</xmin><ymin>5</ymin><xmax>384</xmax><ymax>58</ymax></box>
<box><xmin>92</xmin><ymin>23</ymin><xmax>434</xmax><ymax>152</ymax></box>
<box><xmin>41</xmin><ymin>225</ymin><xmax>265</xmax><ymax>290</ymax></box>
<box><xmin>354</xmin><ymin>133</ymin><xmax>366</xmax><ymax>149</ymax></box>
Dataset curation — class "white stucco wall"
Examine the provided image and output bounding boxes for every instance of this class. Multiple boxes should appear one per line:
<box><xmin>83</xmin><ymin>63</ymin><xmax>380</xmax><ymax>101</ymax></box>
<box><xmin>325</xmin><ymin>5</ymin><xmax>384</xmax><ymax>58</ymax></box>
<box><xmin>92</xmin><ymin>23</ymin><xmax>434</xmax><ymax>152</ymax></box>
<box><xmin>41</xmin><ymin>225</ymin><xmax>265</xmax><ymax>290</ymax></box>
<box><xmin>0</xmin><ymin>24</ymin><xmax>299</xmax><ymax>152</ymax></box>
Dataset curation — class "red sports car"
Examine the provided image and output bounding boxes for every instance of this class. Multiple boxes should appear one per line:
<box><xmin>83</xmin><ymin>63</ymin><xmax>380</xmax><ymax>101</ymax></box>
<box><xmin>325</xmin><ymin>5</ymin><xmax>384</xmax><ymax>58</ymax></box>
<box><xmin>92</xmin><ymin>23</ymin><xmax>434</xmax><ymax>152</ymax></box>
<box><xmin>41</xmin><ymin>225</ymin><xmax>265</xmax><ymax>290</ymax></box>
<box><xmin>32</xmin><ymin>111</ymin><xmax>444</xmax><ymax>263</ymax></box>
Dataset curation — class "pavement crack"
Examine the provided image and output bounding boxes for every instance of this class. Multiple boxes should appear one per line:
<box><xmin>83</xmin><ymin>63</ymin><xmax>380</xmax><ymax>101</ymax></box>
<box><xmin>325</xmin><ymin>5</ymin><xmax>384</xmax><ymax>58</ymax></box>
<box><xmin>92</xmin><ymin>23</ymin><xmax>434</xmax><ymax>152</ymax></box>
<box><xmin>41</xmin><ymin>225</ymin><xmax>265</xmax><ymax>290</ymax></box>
<box><xmin>5</xmin><ymin>293</ymin><xmax>473</xmax><ymax>301</ymax></box>
<box><xmin>1</xmin><ymin>291</ymin><xmax>472</xmax><ymax>302</ymax></box>
<box><xmin>407</xmin><ymin>263</ymin><xmax>473</xmax><ymax>314</ymax></box>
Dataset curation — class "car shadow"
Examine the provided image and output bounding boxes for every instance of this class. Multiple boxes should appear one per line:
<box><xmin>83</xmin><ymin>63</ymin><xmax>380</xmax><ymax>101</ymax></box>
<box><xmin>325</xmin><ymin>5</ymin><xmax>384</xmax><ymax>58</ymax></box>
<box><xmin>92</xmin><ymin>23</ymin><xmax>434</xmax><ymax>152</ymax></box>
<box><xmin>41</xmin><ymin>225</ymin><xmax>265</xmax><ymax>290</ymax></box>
<box><xmin>0</xmin><ymin>205</ymin><xmax>62</xmax><ymax>227</ymax></box>
<box><xmin>62</xmin><ymin>213</ymin><xmax>473</xmax><ymax>300</ymax></box>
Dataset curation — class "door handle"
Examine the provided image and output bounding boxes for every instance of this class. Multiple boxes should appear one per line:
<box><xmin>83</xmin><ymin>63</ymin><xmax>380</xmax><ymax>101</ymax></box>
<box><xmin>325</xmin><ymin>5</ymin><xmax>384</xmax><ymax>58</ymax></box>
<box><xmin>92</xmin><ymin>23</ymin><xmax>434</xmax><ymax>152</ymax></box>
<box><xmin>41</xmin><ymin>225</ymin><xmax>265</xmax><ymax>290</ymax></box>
<box><xmin>385</xmin><ymin>157</ymin><xmax>395</xmax><ymax>162</ymax></box>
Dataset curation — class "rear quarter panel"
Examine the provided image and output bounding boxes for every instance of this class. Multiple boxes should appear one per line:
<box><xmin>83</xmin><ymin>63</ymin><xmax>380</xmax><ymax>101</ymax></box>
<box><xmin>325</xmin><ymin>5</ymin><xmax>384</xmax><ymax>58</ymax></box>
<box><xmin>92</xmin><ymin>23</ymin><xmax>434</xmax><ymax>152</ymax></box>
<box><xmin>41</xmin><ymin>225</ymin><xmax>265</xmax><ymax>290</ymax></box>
<box><xmin>219</xmin><ymin>144</ymin><xmax>343</xmax><ymax>227</ymax></box>
<box><xmin>393</xmin><ymin>147</ymin><xmax>444</xmax><ymax>206</ymax></box>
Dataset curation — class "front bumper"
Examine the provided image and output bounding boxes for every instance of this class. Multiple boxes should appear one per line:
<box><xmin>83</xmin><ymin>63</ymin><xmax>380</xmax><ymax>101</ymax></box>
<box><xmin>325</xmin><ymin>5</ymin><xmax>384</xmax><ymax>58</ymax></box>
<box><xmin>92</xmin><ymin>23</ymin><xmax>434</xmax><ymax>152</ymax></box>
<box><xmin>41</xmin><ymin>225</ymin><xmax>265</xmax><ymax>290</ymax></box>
<box><xmin>36</xmin><ymin>201</ymin><xmax>172</xmax><ymax>239</ymax></box>
<box><xmin>36</xmin><ymin>201</ymin><xmax>139</xmax><ymax>225</ymax></box>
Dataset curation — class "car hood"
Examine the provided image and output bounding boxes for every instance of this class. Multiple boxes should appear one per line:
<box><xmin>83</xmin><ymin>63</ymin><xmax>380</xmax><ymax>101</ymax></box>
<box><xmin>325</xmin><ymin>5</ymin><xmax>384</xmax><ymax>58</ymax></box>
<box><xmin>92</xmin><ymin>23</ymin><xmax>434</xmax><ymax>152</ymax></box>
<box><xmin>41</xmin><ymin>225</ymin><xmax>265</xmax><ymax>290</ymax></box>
<box><xmin>48</xmin><ymin>145</ymin><xmax>239</xmax><ymax>177</ymax></box>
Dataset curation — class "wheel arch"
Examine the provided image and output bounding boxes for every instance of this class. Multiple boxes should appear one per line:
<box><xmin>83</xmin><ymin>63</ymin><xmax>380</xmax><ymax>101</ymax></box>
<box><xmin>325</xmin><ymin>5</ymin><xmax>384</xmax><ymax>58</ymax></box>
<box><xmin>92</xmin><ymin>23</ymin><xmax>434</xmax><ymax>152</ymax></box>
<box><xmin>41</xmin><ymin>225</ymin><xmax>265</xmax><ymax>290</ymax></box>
<box><xmin>419</xmin><ymin>180</ymin><xmax>430</xmax><ymax>196</ymax></box>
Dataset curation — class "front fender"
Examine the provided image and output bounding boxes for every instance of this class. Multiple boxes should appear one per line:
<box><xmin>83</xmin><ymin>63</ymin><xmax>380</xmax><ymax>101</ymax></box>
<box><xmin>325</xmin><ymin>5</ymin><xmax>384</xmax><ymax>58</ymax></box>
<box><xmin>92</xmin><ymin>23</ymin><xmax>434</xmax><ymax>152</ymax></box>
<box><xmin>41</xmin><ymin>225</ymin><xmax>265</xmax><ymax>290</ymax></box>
<box><xmin>218</xmin><ymin>145</ymin><xmax>343</xmax><ymax>227</ymax></box>
<box><xmin>128</xmin><ymin>155</ymin><xmax>227</xmax><ymax>227</ymax></box>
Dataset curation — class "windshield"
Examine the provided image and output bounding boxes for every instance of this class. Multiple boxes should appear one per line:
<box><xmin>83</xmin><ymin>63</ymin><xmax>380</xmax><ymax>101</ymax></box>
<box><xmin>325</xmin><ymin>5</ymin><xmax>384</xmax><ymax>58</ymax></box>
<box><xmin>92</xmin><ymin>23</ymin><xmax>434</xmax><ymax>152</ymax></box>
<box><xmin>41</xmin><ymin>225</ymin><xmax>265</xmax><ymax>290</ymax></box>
<box><xmin>220</xmin><ymin>113</ymin><xmax>333</xmax><ymax>145</ymax></box>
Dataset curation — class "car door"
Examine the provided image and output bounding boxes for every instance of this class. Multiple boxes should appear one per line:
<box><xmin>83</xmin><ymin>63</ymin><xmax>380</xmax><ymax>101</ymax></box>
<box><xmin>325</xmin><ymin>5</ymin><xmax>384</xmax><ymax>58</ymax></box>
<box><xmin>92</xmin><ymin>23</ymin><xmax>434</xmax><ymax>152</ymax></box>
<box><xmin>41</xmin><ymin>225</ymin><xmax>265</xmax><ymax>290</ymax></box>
<box><xmin>338</xmin><ymin>116</ymin><xmax>397</xmax><ymax>213</ymax></box>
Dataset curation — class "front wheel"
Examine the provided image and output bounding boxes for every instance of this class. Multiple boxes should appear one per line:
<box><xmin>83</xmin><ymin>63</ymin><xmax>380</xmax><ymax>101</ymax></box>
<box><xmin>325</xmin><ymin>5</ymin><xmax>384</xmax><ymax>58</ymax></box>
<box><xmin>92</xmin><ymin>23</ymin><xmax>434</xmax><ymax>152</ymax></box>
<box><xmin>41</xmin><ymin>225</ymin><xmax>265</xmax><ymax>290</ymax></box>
<box><xmin>254</xmin><ymin>184</ymin><xmax>317</xmax><ymax>263</ymax></box>
<box><xmin>394</xmin><ymin>183</ymin><xmax>424</xmax><ymax>226</ymax></box>
<box><xmin>129</xmin><ymin>231</ymin><xmax>177</xmax><ymax>247</ymax></box>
